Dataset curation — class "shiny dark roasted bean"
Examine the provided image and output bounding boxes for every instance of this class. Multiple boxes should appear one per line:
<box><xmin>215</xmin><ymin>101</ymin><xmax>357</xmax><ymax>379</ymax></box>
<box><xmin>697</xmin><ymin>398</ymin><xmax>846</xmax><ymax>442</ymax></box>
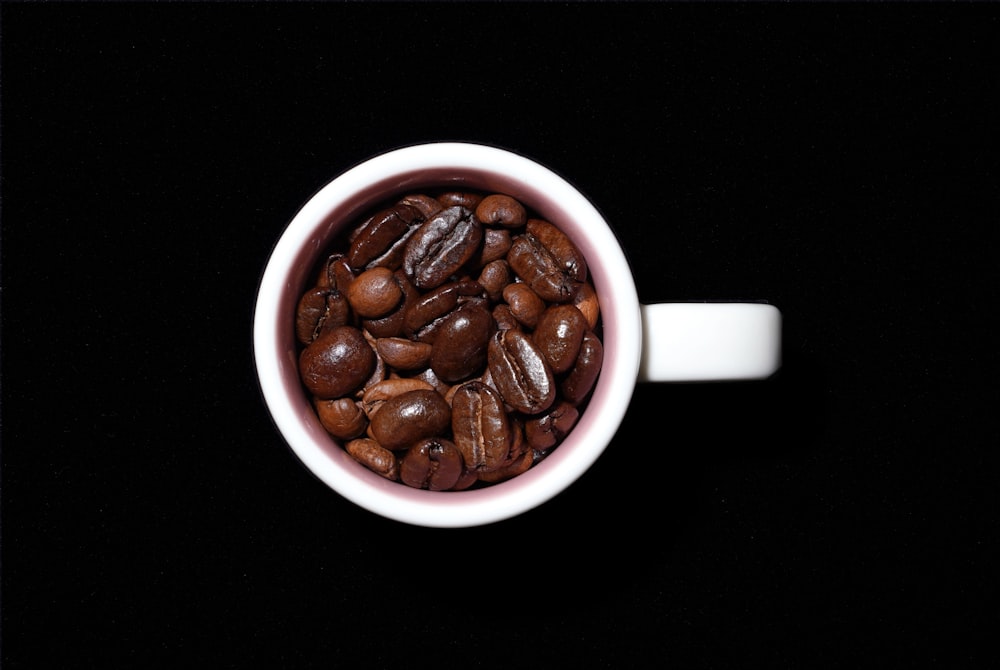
<box><xmin>451</xmin><ymin>381</ymin><xmax>514</xmax><ymax>472</ymax></box>
<box><xmin>398</xmin><ymin>193</ymin><xmax>444</xmax><ymax>219</ymax></box>
<box><xmin>560</xmin><ymin>330</ymin><xmax>604</xmax><ymax>405</ymax></box>
<box><xmin>299</xmin><ymin>326</ymin><xmax>376</xmax><ymax>399</ymax></box>
<box><xmin>346</xmin><ymin>437</ymin><xmax>399</xmax><ymax>481</ymax></box>
<box><xmin>361</xmin><ymin>378</ymin><xmax>436</xmax><ymax>419</ymax></box>
<box><xmin>347</xmin><ymin>204</ymin><xmax>423</xmax><ymax>270</ymax></box>
<box><xmin>430</xmin><ymin>302</ymin><xmax>494</xmax><ymax>383</ymax></box>
<box><xmin>315</xmin><ymin>253</ymin><xmax>355</xmax><ymax>291</ymax></box>
<box><xmin>403</xmin><ymin>278</ymin><xmax>484</xmax><ymax>342</ymax></box>
<box><xmin>403</xmin><ymin>206</ymin><xmax>483</xmax><ymax>289</ymax></box>
<box><xmin>507</xmin><ymin>225</ymin><xmax>584</xmax><ymax>303</ymax></box>
<box><xmin>524</xmin><ymin>401</ymin><xmax>580</xmax><ymax>450</ymax></box>
<box><xmin>476</xmin><ymin>448</ymin><xmax>534</xmax><ymax>484</ymax></box>
<box><xmin>399</xmin><ymin>438</ymin><xmax>464</xmax><ymax>491</ymax></box>
<box><xmin>369</xmin><ymin>389</ymin><xmax>452</xmax><ymax>451</ymax></box>
<box><xmin>533</xmin><ymin>304</ymin><xmax>589</xmax><ymax>374</ymax></box>
<box><xmin>525</xmin><ymin>219</ymin><xmax>587</xmax><ymax>283</ymax></box>
<box><xmin>487</xmin><ymin>329</ymin><xmax>555</xmax><ymax>415</ymax></box>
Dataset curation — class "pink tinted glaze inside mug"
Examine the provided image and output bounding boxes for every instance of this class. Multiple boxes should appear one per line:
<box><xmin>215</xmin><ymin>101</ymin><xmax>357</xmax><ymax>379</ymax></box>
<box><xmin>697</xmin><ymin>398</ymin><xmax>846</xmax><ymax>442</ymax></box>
<box><xmin>253</xmin><ymin>142</ymin><xmax>779</xmax><ymax>528</ymax></box>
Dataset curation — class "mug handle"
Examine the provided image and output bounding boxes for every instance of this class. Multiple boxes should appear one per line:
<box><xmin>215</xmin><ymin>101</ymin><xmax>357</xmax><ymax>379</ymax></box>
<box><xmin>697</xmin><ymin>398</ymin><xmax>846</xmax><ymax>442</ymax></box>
<box><xmin>639</xmin><ymin>303</ymin><xmax>782</xmax><ymax>382</ymax></box>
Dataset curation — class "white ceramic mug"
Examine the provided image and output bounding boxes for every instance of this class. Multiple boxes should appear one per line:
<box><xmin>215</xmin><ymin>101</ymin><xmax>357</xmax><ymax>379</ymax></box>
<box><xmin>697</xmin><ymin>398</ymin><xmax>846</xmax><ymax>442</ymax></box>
<box><xmin>253</xmin><ymin>142</ymin><xmax>781</xmax><ymax>528</ymax></box>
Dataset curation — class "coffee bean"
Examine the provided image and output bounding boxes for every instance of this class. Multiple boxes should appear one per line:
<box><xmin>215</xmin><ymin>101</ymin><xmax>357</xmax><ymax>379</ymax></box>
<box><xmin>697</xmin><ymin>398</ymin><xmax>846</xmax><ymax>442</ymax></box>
<box><xmin>476</xmin><ymin>448</ymin><xmax>534</xmax><ymax>484</ymax></box>
<box><xmin>475</xmin><ymin>194</ymin><xmax>527</xmax><ymax>229</ymax></box>
<box><xmin>477</xmin><ymin>259</ymin><xmax>512</xmax><ymax>303</ymax></box>
<box><xmin>560</xmin><ymin>330</ymin><xmax>604</xmax><ymax>405</ymax></box>
<box><xmin>502</xmin><ymin>282</ymin><xmax>546</xmax><ymax>329</ymax></box>
<box><xmin>524</xmin><ymin>401</ymin><xmax>579</xmax><ymax>450</ymax></box>
<box><xmin>473</xmin><ymin>228</ymin><xmax>514</xmax><ymax>268</ymax></box>
<box><xmin>369</xmin><ymin>389</ymin><xmax>452</xmax><ymax>450</ymax></box>
<box><xmin>376</xmin><ymin>337</ymin><xmax>432</xmax><ymax>371</ymax></box>
<box><xmin>346</xmin><ymin>438</ymin><xmax>399</xmax><ymax>480</ymax></box>
<box><xmin>361</xmin><ymin>378</ymin><xmax>437</xmax><ymax>419</ymax></box>
<box><xmin>315</xmin><ymin>253</ymin><xmax>355</xmax><ymax>291</ymax></box>
<box><xmin>525</xmin><ymin>219</ymin><xmax>587</xmax><ymax>283</ymax></box>
<box><xmin>436</xmin><ymin>191</ymin><xmax>483</xmax><ymax>209</ymax></box>
<box><xmin>403</xmin><ymin>278</ymin><xmax>484</xmax><ymax>343</ymax></box>
<box><xmin>571</xmin><ymin>280</ymin><xmax>601</xmax><ymax>330</ymax></box>
<box><xmin>348</xmin><ymin>203</ymin><xmax>423</xmax><ymax>270</ymax></box>
<box><xmin>507</xmin><ymin>229</ymin><xmax>583</xmax><ymax>303</ymax></box>
<box><xmin>450</xmin><ymin>381</ymin><xmax>514</xmax><ymax>472</ymax></box>
<box><xmin>403</xmin><ymin>206</ymin><xmax>483</xmax><ymax>289</ymax></box>
<box><xmin>430</xmin><ymin>302</ymin><xmax>494</xmax><ymax>383</ymax></box>
<box><xmin>299</xmin><ymin>326</ymin><xmax>376</xmax><ymax>399</ymax></box>
<box><xmin>398</xmin><ymin>193</ymin><xmax>444</xmax><ymax>219</ymax></box>
<box><xmin>347</xmin><ymin>267</ymin><xmax>404</xmax><ymax>318</ymax></box>
<box><xmin>315</xmin><ymin>397</ymin><xmax>368</xmax><ymax>440</ymax></box>
<box><xmin>361</xmin><ymin>270</ymin><xmax>419</xmax><ymax>339</ymax></box>
<box><xmin>533</xmin><ymin>304</ymin><xmax>589</xmax><ymax>374</ymax></box>
<box><xmin>399</xmin><ymin>438</ymin><xmax>464</xmax><ymax>490</ymax></box>
<box><xmin>488</xmin><ymin>329</ymin><xmax>556</xmax><ymax>415</ymax></box>
<box><xmin>295</xmin><ymin>287</ymin><xmax>351</xmax><ymax>345</ymax></box>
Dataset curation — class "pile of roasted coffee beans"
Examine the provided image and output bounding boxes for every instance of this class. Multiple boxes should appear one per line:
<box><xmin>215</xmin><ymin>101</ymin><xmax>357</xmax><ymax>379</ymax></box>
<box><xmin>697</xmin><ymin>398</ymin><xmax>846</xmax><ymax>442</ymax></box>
<box><xmin>295</xmin><ymin>190</ymin><xmax>603</xmax><ymax>490</ymax></box>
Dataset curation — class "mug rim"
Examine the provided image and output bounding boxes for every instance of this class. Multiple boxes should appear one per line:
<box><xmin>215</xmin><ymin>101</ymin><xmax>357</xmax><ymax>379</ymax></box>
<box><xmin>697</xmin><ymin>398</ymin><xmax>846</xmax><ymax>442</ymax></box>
<box><xmin>252</xmin><ymin>142</ymin><xmax>642</xmax><ymax>527</ymax></box>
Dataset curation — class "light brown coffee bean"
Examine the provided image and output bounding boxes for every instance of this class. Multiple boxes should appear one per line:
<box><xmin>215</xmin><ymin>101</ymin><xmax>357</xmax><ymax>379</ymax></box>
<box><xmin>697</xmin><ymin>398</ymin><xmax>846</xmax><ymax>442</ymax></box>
<box><xmin>572</xmin><ymin>280</ymin><xmax>601</xmax><ymax>330</ymax></box>
<box><xmin>376</xmin><ymin>337</ymin><xmax>432</xmax><ymax>371</ymax></box>
<box><xmin>477</xmin><ymin>259</ymin><xmax>512</xmax><ymax>302</ymax></box>
<box><xmin>502</xmin><ymin>282</ymin><xmax>546</xmax><ymax>329</ymax></box>
<box><xmin>347</xmin><ymin>267</ymin><xmax>404</xmax><ymax>318</ymax></box>
<box><xmin>476</xmin><ymin>228</ymin><xmax>514</xmax><ymax>266</ymax></box>
<box><xmin>451</xmin><ymin>381</ymin><xmax>514</xmax><ymax>473</ymax></box>
<box><xmin>475</xmin><ymin>194</ymin><xmax>527</xmax><ymax>229</ymax></box>
<box><xmin>362</xmin><ymin>270</ymin><xmax>419</xmax><ymax>339</ymax></box>
<box><xmin>315</xmin><ymin>397</ymin><xmax>368</xmax><ymax>440</ymax></box>
<box><xmin>346</xmin><ymin>437</ymin><xmax>399</xmax><ymax>480</ymax></box>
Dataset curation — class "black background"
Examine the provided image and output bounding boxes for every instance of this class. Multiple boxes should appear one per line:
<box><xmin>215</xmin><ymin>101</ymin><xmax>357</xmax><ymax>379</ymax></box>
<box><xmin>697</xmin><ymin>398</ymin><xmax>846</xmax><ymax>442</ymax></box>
<box><xmin>2</xmin><ymin>3</ymin><xmax>996</xmax><ymax>668</ymax></box>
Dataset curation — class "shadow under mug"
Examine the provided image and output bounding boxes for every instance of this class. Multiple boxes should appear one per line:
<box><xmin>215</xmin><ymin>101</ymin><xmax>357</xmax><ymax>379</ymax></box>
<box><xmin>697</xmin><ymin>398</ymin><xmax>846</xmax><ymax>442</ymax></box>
<box><xmin>253</xmin><ymin>142</ymin><xmax>781</xmax><ymax>528</ymax></box>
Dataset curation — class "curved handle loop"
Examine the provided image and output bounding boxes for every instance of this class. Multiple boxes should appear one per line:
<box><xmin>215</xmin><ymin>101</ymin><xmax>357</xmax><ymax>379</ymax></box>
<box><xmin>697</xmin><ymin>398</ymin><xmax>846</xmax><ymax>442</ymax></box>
<box><xmin>639</xmin><ymin>303</ymin><xmax>782</xmax><ymax>382</ymax></box>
